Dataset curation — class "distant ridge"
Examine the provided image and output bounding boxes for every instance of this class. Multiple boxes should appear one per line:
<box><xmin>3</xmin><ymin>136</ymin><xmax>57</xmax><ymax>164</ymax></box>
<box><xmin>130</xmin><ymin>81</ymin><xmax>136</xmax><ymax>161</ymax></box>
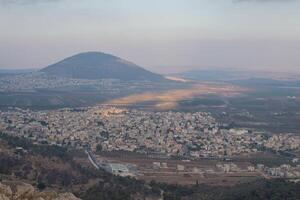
<box><xmin>0</xmin><ymin>68</ymin><xmax>37</xmax><ymax>74</ymax></box>
<box><xmin>41</xmin><ymin>52</ymin><xmax>165</xmax><ymax>81</ymax></box>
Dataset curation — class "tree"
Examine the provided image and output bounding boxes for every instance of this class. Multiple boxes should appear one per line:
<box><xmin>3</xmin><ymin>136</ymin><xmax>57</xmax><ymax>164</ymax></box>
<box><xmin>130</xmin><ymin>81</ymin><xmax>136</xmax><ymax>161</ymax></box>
<box><xmin>96</xmin><ymin>144</ymin><xmax>103</xmax><ymax>152</ymax></box>
<box><xmin>37</xmin><ymin>182</ymin><xmax>46</xmax><ymax>190</ymax></box>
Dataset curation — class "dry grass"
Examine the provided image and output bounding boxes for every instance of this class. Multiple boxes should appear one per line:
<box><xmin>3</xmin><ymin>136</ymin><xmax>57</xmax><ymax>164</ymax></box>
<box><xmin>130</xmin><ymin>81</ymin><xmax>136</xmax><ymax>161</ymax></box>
<box><xmin>106</xmin><ymin>83</ymin><xmax>249</xmax><ymax>110</ymax></box>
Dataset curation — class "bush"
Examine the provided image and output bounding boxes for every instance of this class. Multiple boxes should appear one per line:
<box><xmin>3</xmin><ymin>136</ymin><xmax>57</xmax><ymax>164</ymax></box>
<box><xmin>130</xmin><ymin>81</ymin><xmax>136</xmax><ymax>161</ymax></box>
<box><xmin>37</xmin><ymin>182</ymin><xmax>46</xmax><ymax>190</ymax></box>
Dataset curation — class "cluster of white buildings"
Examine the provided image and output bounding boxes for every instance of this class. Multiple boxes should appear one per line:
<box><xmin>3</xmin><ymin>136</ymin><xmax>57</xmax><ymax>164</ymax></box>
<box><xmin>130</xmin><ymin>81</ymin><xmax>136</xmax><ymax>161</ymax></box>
<box><xmin>0</xmin><ymin>73</ymin><xmax>117</xmax><ymax>92</ymax></box>
<box><xmin>1</xmin><ymin>106</ymin><xmax>300</xmax><ymax>179</ymax></box>
<box><xmin>257</xmin><ymin>164</ymin><xmax>300</xmax><ymax>179</ymax></box>
<box><xmin>1</xmin><ymin>106</ymin><xmax>299</xmax><ymax>160</ymax></box>
<box><xmin>265</xmin><ymin>134</ymin><xmax>300</xmax><ymax>151</ymax></box>
<box><xmin>0</xmin><ymin>73</ymin><xmax>170</xmax><ymax>93</ymax></box>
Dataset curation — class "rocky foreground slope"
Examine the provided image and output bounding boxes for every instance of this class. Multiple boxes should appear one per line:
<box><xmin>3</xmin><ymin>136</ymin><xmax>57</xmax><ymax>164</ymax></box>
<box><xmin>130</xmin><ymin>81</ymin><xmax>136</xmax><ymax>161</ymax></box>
<box><xmin>0</xmin><ymin>181</ymin><xmax>80</xmax><ymax>200</ymax></box>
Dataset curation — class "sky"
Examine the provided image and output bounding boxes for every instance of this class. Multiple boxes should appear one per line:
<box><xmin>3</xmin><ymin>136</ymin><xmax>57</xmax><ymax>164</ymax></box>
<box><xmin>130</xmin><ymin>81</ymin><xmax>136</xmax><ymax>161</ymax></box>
<box><xmin>0</xmin><ymin>0</ymin><xmax>300</xmax><ymax>73</ymax></box>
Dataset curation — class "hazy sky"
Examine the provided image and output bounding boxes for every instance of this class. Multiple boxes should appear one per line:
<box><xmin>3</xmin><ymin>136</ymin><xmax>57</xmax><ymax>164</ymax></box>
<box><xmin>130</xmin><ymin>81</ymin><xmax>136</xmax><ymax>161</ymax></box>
<box><xmin>0</xmin><ymin>0</ymin><xmax>300</xmax><ymax>73</ymax></box>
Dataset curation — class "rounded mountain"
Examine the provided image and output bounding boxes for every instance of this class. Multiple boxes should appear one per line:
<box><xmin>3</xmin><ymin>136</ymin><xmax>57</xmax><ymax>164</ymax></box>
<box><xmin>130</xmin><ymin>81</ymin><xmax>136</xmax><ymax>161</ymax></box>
<box><xmin>41</xmin><ymin>52</ymin><xmax>164</xmax><ymax>81</ymax></box>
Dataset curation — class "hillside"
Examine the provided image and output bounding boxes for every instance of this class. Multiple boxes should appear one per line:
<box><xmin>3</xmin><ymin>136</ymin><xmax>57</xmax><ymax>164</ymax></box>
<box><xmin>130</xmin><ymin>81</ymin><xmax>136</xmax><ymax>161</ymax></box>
<box><xmin>1</xmin><ymin>133</ymin><xmax>300</xmax><ymax>200</ymax></box>
<box><xmin>41</xmin><ymin>52</ymin><xmax>165</xmax><ymax>81</ymax></box>
<box><xmin>0</xmin><ymin>182</ymin><xmax>80</xmax><ymax>200</ymax></box>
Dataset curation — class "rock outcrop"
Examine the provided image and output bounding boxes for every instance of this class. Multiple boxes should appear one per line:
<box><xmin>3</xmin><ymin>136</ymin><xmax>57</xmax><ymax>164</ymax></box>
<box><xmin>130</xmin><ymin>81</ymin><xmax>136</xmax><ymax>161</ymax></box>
<box><xmin>0</xmin><ymin>182</ymin><xmax>81</xmax><ymax>200</ymax></box>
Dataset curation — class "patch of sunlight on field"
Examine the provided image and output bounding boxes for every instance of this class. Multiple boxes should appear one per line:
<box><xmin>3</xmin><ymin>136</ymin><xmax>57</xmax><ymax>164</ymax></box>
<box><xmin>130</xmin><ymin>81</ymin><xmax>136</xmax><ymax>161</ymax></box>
<box><xmin>165</xmin><ymin>76</ymin><xmax>192</xmax><ymax>83</ymax></box>
<box><xmin>105</xmin><ymin>83</ymin><xmax>249</xmax><ymax>110</ymax></box>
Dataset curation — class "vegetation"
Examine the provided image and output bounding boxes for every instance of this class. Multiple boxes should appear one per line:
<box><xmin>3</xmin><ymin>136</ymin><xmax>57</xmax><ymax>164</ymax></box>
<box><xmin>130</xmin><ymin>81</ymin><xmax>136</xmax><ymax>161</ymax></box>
<box><xmin>81</xmin><ymin>177</ymin><xmax>158</xmax><ymax>200</ymax></box>
<box><xmin>96</xmin><ymin>144</ymin><xmax>103</xmax><ymax>152</ymax></box>
<box><xmin>0</xmin><ymin>154</ymin><xmax>23</xmax><ymax>174</ymax></box>
<box><xmin>0</xmin><ymin>132</ymin><xmax>72</xmax><ymax>160</ymax></box>
<box><xmin>37</xmin><ymin>182</ymin><xmax>46</xmax><ymax>190</ymax></box>
<box><xmin>0</xmin><ymin>132</ymin><xmax>157</xmax><ymax>199</ymax></box>
<box><xmin>153</xmin><ymin>179</ymin><xmax>300</xmax><ymax>200</ymax></box>
<box><xmin>1</xmin><ymin>132</ymin><xmax>299</xmax><ymax>200</ymax></box>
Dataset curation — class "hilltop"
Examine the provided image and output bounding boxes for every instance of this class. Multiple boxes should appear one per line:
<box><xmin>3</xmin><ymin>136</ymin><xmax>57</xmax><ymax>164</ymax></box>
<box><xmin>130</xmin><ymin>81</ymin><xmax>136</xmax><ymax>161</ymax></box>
<box><xmin>41</xmin><ymin>52</ymin><xmax>165</xmax><ymax>81</ymax></box>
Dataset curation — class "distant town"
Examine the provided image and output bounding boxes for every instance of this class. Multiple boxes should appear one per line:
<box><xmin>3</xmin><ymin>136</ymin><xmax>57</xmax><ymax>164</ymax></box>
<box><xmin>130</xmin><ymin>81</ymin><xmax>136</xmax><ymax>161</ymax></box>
<box><xmin>0</xmin><ymin>72</ymin><xmax>167</xmax><ymax>93</ymax></box>
<box><xmin>1</xmin><ymin>106</ymin><xmax>299</xmax><ymax>180</ymax></box>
